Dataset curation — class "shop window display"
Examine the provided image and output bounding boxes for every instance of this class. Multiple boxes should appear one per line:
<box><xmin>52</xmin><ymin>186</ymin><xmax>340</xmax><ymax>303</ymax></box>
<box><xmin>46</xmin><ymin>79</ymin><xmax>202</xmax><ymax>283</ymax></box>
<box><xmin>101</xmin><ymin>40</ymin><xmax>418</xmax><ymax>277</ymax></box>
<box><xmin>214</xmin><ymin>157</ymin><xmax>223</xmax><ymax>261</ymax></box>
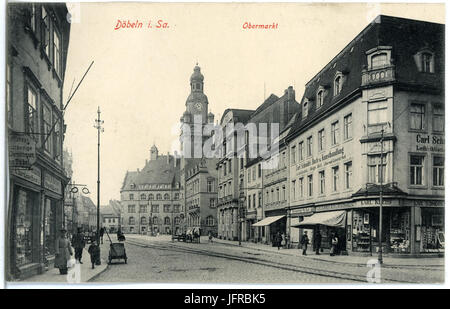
<box><xmin>421</xmin><ymin>208</ymin><xmax>444</xmax><ymax>252</ymax></box>
<box><xmin>44</xmin><ymin>198</ymin><xmax>56</xmax><ymax>256</ymax></box>
<box><xmin>352</xmin><ymin>211</ymin><xmax>371</xmax><ymax>252</ymax></box>
<box><xmin>13</xmin><ymin>189</ymin><xmax>35</xmax><ymax>267</ymax></box>
<box><xmin>389</xmin><ymin>210</ymin><xmax>410</xmax><ymax>253</ymax></box>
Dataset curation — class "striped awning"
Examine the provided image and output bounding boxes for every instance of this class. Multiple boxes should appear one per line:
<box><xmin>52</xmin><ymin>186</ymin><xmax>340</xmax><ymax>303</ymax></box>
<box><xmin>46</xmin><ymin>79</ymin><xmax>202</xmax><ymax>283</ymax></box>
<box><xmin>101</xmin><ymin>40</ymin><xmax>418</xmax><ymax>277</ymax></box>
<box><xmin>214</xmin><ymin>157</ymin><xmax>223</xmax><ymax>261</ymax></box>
<box><xmin>252</xmin><ymin>215</ymin><xmax>285</xmax><ymax>227</ymax></box>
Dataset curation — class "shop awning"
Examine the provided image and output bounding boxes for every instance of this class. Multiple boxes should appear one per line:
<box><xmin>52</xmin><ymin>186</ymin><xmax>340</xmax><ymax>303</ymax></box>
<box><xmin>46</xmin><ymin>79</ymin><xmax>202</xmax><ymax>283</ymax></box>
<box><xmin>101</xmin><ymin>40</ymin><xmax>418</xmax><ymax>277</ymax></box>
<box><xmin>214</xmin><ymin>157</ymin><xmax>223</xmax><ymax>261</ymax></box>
<box><xmin>291</xmin><ymin>211</ymin><xmax>346</xmax><ymax>228</ymax></box>
<box><xmin>252</xmin><ymin>215</ymin><xmax>285</xmax><ymax>227</ymax></box>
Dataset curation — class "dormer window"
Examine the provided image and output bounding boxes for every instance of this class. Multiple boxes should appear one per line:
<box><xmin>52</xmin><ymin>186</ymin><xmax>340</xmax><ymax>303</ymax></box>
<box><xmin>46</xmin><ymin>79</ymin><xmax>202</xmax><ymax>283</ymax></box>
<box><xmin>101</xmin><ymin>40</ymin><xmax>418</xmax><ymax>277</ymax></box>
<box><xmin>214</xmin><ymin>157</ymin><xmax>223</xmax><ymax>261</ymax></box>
<box><xmin>414</xmin><ymin>48</ymin><xmax>435</xmax><ymax>73</ymax></box>
<box><xmin>303</xmin><ymin>100</ymin><xmax>308</xmax><ymax>118</ymax></box>
<box><xmin>316</xmin><ymin>88</ymin><xmax>324</xmax><ymax>109</ymax></box>
<box><xmin>371</xmin><ymin>53</ymin><xmax>388</xmax><ymax>69</ymax></box>
<box><xmin>366</xmin><ymin>46</ymin><xmax>392</xmax><ymax>70</ymax></box>
<box><xmin>334</xmin><ymin>72</ymin><xmax>345</xmax><ymax>96</ymax></box>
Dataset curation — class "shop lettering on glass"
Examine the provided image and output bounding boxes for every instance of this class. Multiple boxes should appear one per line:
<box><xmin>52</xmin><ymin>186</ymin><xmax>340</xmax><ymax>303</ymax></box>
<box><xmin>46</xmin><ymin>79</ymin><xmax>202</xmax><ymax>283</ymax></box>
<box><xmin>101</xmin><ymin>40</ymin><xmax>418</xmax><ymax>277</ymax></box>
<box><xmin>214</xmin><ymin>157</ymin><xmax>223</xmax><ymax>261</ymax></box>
<box><xmin>359</xmin><ymin>199</ymin><xmax>399</xmax><ymax>207</ymax></box>
<box><xmin>12</xmin><ymin>167</ymin><xmax>42</xmax><ymax>186</ymax></box>
<box><xmin>296</xmin><ymin>147</ymin><xmax>346</xmax><ymax>175</ymax></box>
<box><xmin>44</xmin><ymin>173</ymin><xmax>62</xmax><ymax>195</ymax></box>
<box><xmin>416</xmin><ymin>134</ymin><xmax>445</xmax><ymax>152</ymax></box>
<box><xmin>8</xmin><ymin>134</ymin><xmax>37</xmax><ymax>168</ymax></box>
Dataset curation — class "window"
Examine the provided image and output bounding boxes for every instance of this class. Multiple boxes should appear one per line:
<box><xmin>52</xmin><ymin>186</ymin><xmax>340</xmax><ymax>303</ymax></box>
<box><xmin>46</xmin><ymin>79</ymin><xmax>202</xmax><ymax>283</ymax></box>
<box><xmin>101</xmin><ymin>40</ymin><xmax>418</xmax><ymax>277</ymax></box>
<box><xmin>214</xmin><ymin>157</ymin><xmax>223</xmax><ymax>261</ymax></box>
<box><xmin>334</xmin><ymin>76</ymin><xmax>342</xmax><ymax>96</ymax></box>
<box><xmin>149</xmin><ymin>194</ymin><xmax>154</xmax><ymax>200</ymax></box>
<box><xmin>139</xmin><ymin>205</ymin><xmax>147</xmax><ymax>213</ymax></box>
<box><xmin>41</xmin><ymin>7</ymin><xmax>50</xmax><ymax>58</ymax></box>
<box><xmin>432</xmin><ymin>105</ymin><xmax>444</xmax><ymax>132</ymax></box>
<box><xmin>345</xmin><ymin>162</ymin><xmax>352</xmax><ymax>189</ymax></box>
<box><xmin>248</xmin><ymin>195</ymin><xmax>251</xmax><ymax>209</ymax></box>
<box><xmin>266</xmin><ymin>191</ymin><xmax>270</xmax><ymax>203</ymax></box>
<box><xmin>318</xmin><ymin>129</ymin><xmax>325</xmax><ymax>152</ymax></box>
<box><xmin>291</xmin><ymin>145</ymin><xmax>296</xmax><ymax>165</ymax></box>
<box><xmin>299</xmin><ymin>177</ymin><xmax>304</xmax><ymax>198</ymax></box>
<box><xmin>308</xmin><ymin>175</ymin><xmax>313</xmax><ymax>197</ymax></box>
<box><xmin>433</xmin><ymin>156</ymin><xmax>444</xmax><ymax>187</ymax></box>
<box><xmin>206</xmin><ymin>216</ymin><xmax>215</xmax><ymax>226</ymax></box>
<box><xmin>240</xmin><ymin>157</ymin><xmax>244</xmax><ymax>169</ymax></box>
<box><xmin>164</xmin><ymin>217</ymin><xmax>171</xmax><ymax>225</ymax></box>
<box><xmin>421</xmin><ymin>52</ymin><xmax>433</xmax><ymax>73</ymax></box>
<box><xmin>174</xmin><ymin>205</ymin><xmax>180</xmax><ymax>212</ymax></box>
<box><xmin>224</xmin><ymin>162</ymin><xmax>227</xmax><ymax>176</ymax></box>
<box><xmin>141</xmin><ymin>217</ymin><xmax>147</xmax><ymax>225</ymax></box>
<box><xmin>152</xmin><ymin>217</ymin><xmax>158</xmax><ymax>225</ymax></box>
<box><xmin>129</xmin><ymin>194</ymin><xmax>134</xmax><ymax>200</ymax></box>
<box><xmin>303</xmin><ymin>101</ymin><xmax>308</xmax><ymax>118</ymax></box>
<box><xmin>317</xmin><ymin>90</ymin><xmax>324</xmax><ymax>108</ymax></box>
<box><xmin>164</xmin><ymin>205</ymin><xmax>171</xmax><ymax>213</ymax></box>
<box><xmin>331</xmin><ymin>121</ymin><xmax>339</xmax><ymax>145</ymax></box>
<box><xmin>371</xmin><ymin>53</ymin><xmax>388</xmax><ymax>68</ymax></box>
<box><xmin>252</xmin><ymin>194</ymin><xmax>256</xmax><ymax>208</ymax></box>
<box><xmin>128</xmin><ymin>205</ymin><xmax>135</xmax><ymax>213</ymax></box>
<box><xmin>42</xmin><ymin>103</ymin><xmax>52</xmax><ymax>153</ymax></box>
<box><xmin>207</xmin><ymin>180</ymin><xmax>213</xmax><ymax>192</ymax></box>
<box><xmin>344</xmin><ymin>113</ymin><xmax>352</xmax><ymax>140</ymax></box>
<box><xmin>228</xmin><ymin>160</ymin><xmax>232</xmax><ymax>173</ymax></box>
<box><xmin>332</xmin><ymin>166</ymin><xmax>339</xmax><ymax>191</ymax></box>
<box><xmin>174</xmin><ymin>193</ymin><xmax>179</xmax><ymax>200</ymax></box>
<box><xmin>368</xmin><ymin>155</ymin><xmax>387</xmax><ymax>184</ymax></box>
<box><xmin>140</xmin><ymin>193</ymin><xmax>146</xmax><ymax>200</ymax></box>
<box><xmin>276</xmin><ymin>188</ymin><xmax>279</xmax><ymax>202</ymax></box>
<box><xmin>53</xmin><ymin>117</ymin><xmax>61</xmax><ymax>161</ymax></box>
<box><xmin>298</xmin><ymin>141</ymin><xmax>304</xmax><ymax>161</ymax></box>
<box><xmin>258</xmin><ymin>192</ymin><xmax>262</xmax><ymax>207</ymax></box>
<box><xmin>174</xmin><ymin>217</ymin><xmax>181</xmax><ymax>225</ymax></box>
<box><xmin>13</xmin><ymin>189</ymin><xmax>35</xmax><ymax>266</ymax></box>
<box><xmin>282</xmin><ymin>186</ymin><xmax>286</xmax><ymax>201</ymax></box>
<box><xmin>319</xmin><ymin>171</ymin><xmax>325</xmax><ymax>195</ymax></box>
<box><xmin>26</xmin><ymin>85</ymin><xmax>38</xmax><ymax>139</ymax></box>
<box><xmin>6</xmin><ymin>63</ymin><xmax>12</xmax><ymax>126</ymax></box>
<box><xmin>292</xmin><ymin>180</ymin><xmax>296</xmax><ymax>200</ymax></box>
<box><xmin>252</xmin><ymin>166</ymin><xmax>256</xmax><ymax>181</ymax></box>
<box><xmin>410</xmin><ymin>155</ymin><xmax>424</xmax><ymax>185</ymax></box>
<box><xmin>247</xmin><ymin>169</ymin><xmax>251</xmax><ymax>182</ymax></box>
<box><xmin>410</xmin><ymin>104</ymin><xmax>425</xmax><ymax>130</ymax></box>
<box><xmin>164</xmin><ymin>193</ymin><xmax>170</xmax><ymax>200</ymax></box>
<box><xmin>368</xmin><ymin>100</ymin><xmax>388</xmax><ymax>126</ymax></box>
<box><xmin>307</xmin><ymin>136</ymin><xmax>313</xmax><ymax>157</ymax></box>
<box><xmin>258</xmin><ymin>164</ymin><xmax>262</xmax><ymax>178</ymax></box>
<box><xmin>210</xmin><ymin>198</ymin><xmax>216</xmax><ymax>208</ymax></box>
<box><xmin>53</xmin><ymin>29</ymin><xmax>61</xmax><ymax>76</ymax></box>
<box><xmin>151</xmin><ymin>205</ymin><xmax>159</xmax><ymax>213</ymax></box>
<box><xmin>129</xmin><ymin>217</ymin><xmax>135</xmax><ymax>225</ymax></box>
<box><xmin>156</xmin><ymin>194</ymin><xmax>162</xmax><ymax>200</ymax></box>
<box><xmin>29</xmin><ymin>4</ymin><xmax>36</xmax><ymax>32</ymax></box>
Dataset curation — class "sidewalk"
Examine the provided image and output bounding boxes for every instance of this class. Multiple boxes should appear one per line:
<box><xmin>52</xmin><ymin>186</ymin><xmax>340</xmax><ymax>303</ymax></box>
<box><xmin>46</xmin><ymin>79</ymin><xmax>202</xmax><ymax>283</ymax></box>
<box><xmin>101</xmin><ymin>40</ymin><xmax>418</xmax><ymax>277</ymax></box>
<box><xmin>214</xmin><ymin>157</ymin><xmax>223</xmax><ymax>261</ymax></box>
<box><xmin>18</xmin><ymin>242</ymin><xmax>110</xmax><ymax>284</ymax></box>
<box><xmin>207</xmin><ymin>236</ymin><xmax>445</xmax><ymax>268</ymax></box>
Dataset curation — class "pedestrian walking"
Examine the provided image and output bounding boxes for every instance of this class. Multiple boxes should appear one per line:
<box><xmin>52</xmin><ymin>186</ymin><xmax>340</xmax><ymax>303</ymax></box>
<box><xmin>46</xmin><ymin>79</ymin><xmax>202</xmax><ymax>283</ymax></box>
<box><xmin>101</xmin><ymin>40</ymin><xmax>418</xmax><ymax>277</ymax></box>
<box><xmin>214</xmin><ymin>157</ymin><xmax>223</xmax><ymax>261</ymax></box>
<box><xmin>208</xmin><ymin>231</ymin><xmax>213</xmax><ymax>243</ymax></box>
<box><xmin>281</xmin><ymin>233</ymin><xmax>286</xmax><ymax>249</ymax></box>
<box><xmin>330</xmin><ymin>233</ymin><xmax>339</xmax><ymax>256</ymax></box>
<box><xmin>71</xmin><ymin>227</ymin><xmax>86</xmax><ymax>264</ymax></box>
<box><xmin>99</xmin><ymin>227</ymin><xmax>105</xmax><ymax>244</ymax></box>
<box><xmin>300</xmin><ymin>231</ymin><xmax>309</xmax><ymax>255</ymax></box>
<box><xmin>88</xmin><ymin>242</ymin><xmax>100</xmax><ymax>269</ymax></box>
<box><xmin>275</xmin><ymin>231</ymin><xmax>282</xmax><ymax>250</ymax></box>
<box><xmin>54</xmin><ymin>228</ymin><xmax>73</xmax><ymax>275</ymax></box>
<box><xmin>313</xmin><ymin>229</ymin><xmax>322</xmax><ymax>255</ymax></box>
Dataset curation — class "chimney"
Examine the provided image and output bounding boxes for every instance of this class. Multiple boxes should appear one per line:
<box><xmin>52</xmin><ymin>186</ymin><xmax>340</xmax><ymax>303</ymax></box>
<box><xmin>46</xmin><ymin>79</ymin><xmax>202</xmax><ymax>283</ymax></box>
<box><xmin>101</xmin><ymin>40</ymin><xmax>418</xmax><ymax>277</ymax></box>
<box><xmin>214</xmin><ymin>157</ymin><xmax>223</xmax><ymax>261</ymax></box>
<box><xmin>287</xmin><ymin>86</ymin><xmax>295</xmax><ymax>101</ymax></box>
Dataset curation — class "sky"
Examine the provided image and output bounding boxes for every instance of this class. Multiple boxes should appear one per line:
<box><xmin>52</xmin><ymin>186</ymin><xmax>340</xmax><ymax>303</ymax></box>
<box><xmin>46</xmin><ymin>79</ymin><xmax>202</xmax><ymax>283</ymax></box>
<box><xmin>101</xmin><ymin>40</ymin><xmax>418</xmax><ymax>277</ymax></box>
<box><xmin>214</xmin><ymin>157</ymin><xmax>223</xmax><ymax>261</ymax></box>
<box><xmin>61</xmin><ymin>2</ymin><xmax>445</xmax><ymax>205</ymax></box>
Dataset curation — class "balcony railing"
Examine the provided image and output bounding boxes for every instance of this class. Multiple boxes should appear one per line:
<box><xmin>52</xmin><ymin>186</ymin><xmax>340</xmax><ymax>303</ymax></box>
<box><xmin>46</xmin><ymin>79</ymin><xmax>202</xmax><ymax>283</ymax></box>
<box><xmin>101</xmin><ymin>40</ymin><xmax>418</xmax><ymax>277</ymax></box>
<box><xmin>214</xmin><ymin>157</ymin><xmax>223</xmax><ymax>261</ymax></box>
<box><xmin>362</xmin><ymin>65</ymin><xmax>395</xmax><ymax>87</ymax></box>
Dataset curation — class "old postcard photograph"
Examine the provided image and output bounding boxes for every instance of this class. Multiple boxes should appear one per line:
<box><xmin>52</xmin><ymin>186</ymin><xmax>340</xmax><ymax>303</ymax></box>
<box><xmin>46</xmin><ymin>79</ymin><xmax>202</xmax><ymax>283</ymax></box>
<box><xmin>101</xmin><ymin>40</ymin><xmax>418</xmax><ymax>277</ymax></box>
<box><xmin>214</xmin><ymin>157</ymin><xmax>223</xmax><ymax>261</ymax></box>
<box><xmin>3</xmin><ymin>1</ymin><xmax>446</xmax><ymax>287</ymax></box>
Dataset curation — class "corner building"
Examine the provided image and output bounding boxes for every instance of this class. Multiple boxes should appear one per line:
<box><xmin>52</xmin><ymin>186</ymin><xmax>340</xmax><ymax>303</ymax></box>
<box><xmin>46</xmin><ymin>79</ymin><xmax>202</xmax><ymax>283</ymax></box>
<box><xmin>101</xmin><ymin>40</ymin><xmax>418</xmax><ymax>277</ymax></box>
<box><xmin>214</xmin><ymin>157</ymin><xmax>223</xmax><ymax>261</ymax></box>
<box><xmin>286</xmin><ymin>15</ymin><xmax>444</xmax><ymax>256</ymax></box>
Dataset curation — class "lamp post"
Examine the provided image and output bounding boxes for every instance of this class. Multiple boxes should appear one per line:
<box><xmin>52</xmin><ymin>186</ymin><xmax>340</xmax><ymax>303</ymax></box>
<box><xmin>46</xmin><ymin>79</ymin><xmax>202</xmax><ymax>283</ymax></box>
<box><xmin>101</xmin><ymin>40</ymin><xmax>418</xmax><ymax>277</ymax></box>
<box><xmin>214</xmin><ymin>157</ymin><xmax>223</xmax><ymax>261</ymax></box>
<box><xmin>94</xmin><ymin>107</ymin><xmax>104</xmax><ymax>255</ymax></box>
<box><xmin>67</xmin><ymin>182</ymin><xmax>90</xmax><ymax>234</ymax></box>
<box><xmin>378</xmin><ymin>128</ymin><xmax>384</xmax><ymax>265</ymax></box>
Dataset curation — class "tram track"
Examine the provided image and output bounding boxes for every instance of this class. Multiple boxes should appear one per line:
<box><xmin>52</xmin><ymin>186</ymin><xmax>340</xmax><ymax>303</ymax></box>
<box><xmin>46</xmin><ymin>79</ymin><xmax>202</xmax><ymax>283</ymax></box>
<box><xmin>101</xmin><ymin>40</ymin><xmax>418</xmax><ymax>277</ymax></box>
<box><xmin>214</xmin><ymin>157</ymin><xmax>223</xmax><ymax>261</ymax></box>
<box><xmin>125</xmin><ymin>239</ymin><xmax>419</xmax><ymax>284</ymax></box>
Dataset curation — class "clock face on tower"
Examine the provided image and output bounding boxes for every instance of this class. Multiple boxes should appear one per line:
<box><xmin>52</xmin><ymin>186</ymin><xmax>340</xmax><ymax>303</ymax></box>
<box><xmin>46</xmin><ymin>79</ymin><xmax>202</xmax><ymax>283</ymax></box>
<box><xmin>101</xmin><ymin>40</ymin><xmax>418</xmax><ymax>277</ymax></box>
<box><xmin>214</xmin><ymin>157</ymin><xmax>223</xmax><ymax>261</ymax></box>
<box><xmin>194</xmin><ymin>102</ymin><xmax>202</xmax><ymax>111</ymax></box>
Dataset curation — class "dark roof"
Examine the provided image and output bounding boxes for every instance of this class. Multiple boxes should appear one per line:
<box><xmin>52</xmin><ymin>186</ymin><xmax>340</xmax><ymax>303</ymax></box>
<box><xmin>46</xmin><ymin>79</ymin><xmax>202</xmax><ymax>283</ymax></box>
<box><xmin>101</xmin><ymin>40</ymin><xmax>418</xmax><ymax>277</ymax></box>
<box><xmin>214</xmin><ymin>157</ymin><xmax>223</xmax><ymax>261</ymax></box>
<box><xmin>352</xmin><ymin>183</ymin><xmax>407</xmax><ymax>197</ymax></box>
<box><xmin>288</xmin><ymin>15</ymin><xmax>444</xmax><ymax>141</ymax></box>
<box><xmin>250</xmin><ymin>94</ymin><xmax>279</xmax><ymax>118</ymax></box>
<box><xmin>121</xmin><ymin>155</ymin><xmax>180</xmax><ymax>191</ymax></box>
<box><xmin>220</xmin><ymin>108</ymin><xmax>255</xmax><ymax>125</ymax></box>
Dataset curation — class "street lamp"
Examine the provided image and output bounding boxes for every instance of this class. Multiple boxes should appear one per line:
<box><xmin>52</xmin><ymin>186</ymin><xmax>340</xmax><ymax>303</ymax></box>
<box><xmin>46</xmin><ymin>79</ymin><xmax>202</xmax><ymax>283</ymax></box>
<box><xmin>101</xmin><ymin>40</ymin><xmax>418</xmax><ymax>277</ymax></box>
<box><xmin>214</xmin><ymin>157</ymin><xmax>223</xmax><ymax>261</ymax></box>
<box><xmin>94</xmin><ymin>107</ymin><xmax>104</xmax><ymax>262</ymax></box>
<box><xmin>67</xmin><ymin>182</ymin><xmax>90</xmax><ymax>234</ymax></box>
<box><xmin>378</xmin><ymin>128</ymin><xmax>385</xmax><ymax>265</ymax></box>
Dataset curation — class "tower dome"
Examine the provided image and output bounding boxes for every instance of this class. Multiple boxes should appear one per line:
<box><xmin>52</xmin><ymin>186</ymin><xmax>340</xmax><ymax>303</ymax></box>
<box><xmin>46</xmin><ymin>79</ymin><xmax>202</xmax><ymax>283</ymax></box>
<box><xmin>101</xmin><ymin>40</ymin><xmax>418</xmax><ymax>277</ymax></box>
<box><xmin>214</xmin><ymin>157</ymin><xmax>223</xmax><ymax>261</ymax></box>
<box><xmin>190</xmin><ymin>65</ymin><xmax>204</xmax><ymax>83</ymax></box>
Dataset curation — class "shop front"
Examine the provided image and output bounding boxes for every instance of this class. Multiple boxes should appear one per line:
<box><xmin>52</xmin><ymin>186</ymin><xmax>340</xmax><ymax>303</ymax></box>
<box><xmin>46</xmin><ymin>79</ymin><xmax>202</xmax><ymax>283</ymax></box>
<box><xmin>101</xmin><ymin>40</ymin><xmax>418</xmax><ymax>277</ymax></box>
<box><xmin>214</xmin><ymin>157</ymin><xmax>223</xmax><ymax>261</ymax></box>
<box><xmin>419</xmin><ymin>206</ymin><xmax>444</xmax><ymax>253</ymax></box>
<box><xmin>252</xmin><ymin>215</ymin><xmax>286</xmax><ymax>245</ymax></box>
<box><xmin>8</xmin><ymin>167</ymin><xmax>66</xmax><ymax>280</ymax></box>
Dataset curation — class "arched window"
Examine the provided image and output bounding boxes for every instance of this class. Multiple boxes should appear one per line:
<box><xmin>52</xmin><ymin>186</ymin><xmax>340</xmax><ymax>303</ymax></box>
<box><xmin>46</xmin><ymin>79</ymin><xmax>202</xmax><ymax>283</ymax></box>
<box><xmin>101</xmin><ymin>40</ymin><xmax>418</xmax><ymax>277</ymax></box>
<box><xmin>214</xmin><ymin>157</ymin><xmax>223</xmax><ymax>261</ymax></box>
<box><xmin>156</xmin><ymin>194</ymin><xmax>162</xmax><ymax>200</ymax></box>
<box><xmin>140</xmin><ymin>193</ymin><xmax>146</xmax><ymax>200</ymax></box>
<box><xmin>174</xmin><ymin>217</ymin><xmax>181</xmax><ymax>225</ymax></box>
<box><xmin>164</xmin><ymin>217</ymin><xmax>171</xmax><ymax>225</ymax></box>
<box><xmin>141</xmin><ymin>217</ymin><xmax>146</xmax><ymax>225</ymax></box>
<box><xmin>371</xmin><ymin>53</ymin><xmax>388</xmax><ymax>69</ymax></box>
<box><xmin>334</xmin><ymin>76</ymin><xmax>342</xmax><ymax>96</ymax></box>
<box><xmin>317</xmin><ymin>90</ymin><xmax>324</xmax><ymax>108</ymax></box>
<box><xmin>206</xmin><ymin>215</ymin><xmax>215</xmax><ymax>226</ymax></box>
<box><xmin>164</xmin><ymin>193</ymin><xmax>170</xmax><ymax>200</ymax></box>
<box><xmin>129</xmin><ymin>217</ymin><xmax>135</xmax><ymax>225</ymax></box>
<box><xmin>153</xmin><ymin>217</ymin><xmax>159</xmax><ymax>225</ymax></box>
<box><xmin>148</xmin><ymin>194</ymin><xmax>154</xmax><ymax>200</ymax></box>
<box><xmin>421</xmin><ymin>52</ymin><xmax>433</xmax><ymax>73</ymax></box>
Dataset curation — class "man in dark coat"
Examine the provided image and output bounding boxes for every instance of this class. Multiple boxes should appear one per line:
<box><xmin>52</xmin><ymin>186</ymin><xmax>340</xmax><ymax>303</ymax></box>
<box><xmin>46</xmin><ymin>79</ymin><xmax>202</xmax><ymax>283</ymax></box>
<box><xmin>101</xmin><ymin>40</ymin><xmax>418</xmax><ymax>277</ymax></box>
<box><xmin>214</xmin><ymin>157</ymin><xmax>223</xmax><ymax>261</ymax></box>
<box><xmin>300</xmin><ymin>231</ymin><xmax>309</xmax><ymax>256</ymax></box>
<box><xmin>71</xmin><ymin>227</ymin><xmax>85</xmax><ymax>264</ymax></box>
<box><xmin>313</xmin><ymin>229</ymin><xmax>322</xmax><ymax>255</ymax></box>
<box><xmin>99</xmin><ymin>227</ymin><xmax>105</xmax><ymax>244</ymax></box>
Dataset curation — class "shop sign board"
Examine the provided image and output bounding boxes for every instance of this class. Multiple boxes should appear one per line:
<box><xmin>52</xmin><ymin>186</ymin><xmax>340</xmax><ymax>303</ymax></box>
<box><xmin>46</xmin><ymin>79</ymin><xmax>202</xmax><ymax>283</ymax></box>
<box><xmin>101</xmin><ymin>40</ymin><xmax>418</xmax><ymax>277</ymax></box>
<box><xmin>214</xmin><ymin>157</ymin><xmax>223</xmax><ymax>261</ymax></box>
<box><xmin>357</xmin><ymin>199</ymin><xmax>400</xmax><ymax>207</ymax></box>
<box><xmin>412</xmin><ymin>199</ymin><xmax>444</xmax><ymax>207</ymax></box>
<box><xmin>294</xmin><ymin>147</ymin><xmax>348</xmax><ymax>177</ymax></box>
<box><xmin>11</xmin><ymin>166</ymin><xmax>42</xmax><ymax>186</ymax></box>
<box><xmin>291</xmin><ymin>206</ymin><xmax>315</xmax><ymax>216</ymax></box>
<box><xmin>44</xmin><ymin>172</ymin><xmax>62</xmax><ymax>195</ymax></box>
<box><xmin>8</xmin><ymin>133</ymin><xmax>37</xmax><ymax>168</ymax></box>
<box><xmin>315</xmin><ymin>203</ymin><xmax>353</xmax><ymax>212</ymax></box>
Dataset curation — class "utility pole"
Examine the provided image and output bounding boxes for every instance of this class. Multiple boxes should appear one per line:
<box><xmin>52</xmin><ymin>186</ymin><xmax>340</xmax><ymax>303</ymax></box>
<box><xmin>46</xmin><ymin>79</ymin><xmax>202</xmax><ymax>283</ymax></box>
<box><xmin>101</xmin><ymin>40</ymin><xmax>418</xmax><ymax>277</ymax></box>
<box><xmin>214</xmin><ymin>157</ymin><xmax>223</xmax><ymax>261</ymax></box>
<box><xmin>94</xmin><ymin>107</ymin><xmax>104</xmax><ymax>255</ymax></box>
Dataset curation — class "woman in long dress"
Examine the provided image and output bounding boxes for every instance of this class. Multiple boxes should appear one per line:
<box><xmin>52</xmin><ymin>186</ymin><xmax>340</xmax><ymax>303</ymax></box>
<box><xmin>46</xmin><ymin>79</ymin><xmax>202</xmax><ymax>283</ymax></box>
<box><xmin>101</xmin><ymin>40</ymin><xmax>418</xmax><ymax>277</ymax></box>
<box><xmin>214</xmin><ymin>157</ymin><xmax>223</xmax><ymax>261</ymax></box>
<box><xmin>54</xmin><ymin>228</ymin><xmax>73</xmax><ymax>274</ymax></box>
